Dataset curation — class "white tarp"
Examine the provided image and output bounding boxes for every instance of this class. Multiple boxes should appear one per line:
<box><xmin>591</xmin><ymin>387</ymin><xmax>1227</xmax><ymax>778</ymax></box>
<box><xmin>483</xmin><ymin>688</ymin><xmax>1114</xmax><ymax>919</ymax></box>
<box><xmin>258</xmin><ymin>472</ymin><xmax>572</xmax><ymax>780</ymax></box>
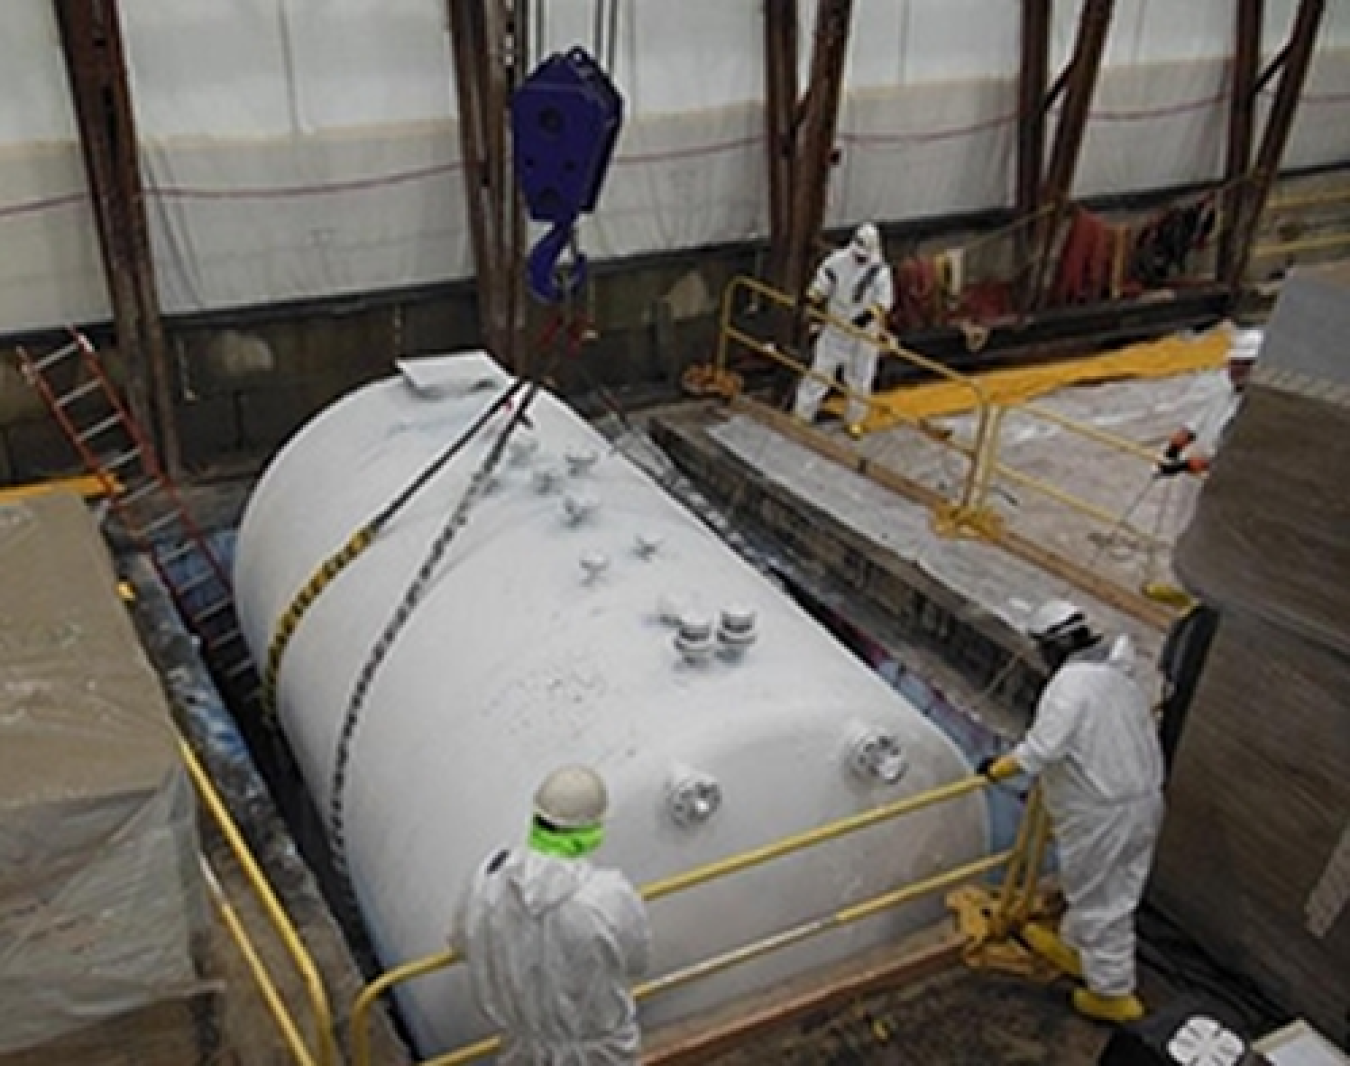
<box><xmin>1</xmin><ymin>0</ymin><xmax>1349</xmax><ymax>332</ymax></box>
<box><xmin>0</xmin><ymin>2</ymin><xmax>108</xmax><ymax>331</ymax></box>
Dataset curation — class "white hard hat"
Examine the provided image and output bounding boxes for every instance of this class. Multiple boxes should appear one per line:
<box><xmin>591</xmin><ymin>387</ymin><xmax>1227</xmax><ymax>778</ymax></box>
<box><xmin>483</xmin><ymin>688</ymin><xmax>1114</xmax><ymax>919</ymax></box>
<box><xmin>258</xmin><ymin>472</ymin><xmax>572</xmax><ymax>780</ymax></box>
<box><xmin>533</xmin><ymin>765</ymin><xmax>608</xmax><ymax>829</ymax></box>
<box><xmin>1228</xmin><ymin>328</ymin><xmax>1262</xmax><ymax>363</ymax></box>
<box><xmin>1026</xmin><ymin>599</ymin><xmax>1087</xmax><ymax>641</ymax></box>
<box><xmin>851</xmin><ymin>223</ymin><xmax>881</xmax><ymax>258</ymax></box>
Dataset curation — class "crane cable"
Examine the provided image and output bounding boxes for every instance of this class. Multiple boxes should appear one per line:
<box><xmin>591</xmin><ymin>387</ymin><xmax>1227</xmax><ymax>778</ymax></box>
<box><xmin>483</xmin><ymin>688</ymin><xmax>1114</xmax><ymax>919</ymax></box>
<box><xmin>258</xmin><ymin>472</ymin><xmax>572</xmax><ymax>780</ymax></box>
<box><xmin>592</xmin><ymin>0</ymin><xmax>619</xmax><ymax>74</ymax></box>
<box><xmin>259</xmin><ymin>375</ymin><xmax>529</xmax><ymax>718</ymax></box>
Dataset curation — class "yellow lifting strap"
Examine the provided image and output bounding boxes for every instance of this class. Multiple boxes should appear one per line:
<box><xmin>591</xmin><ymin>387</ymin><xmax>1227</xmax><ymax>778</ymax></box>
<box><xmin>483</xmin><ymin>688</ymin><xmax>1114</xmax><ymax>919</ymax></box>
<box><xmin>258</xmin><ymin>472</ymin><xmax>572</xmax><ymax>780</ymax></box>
<box><xmin>260</xmin><ymin>377</ymin><xmax>527</xmax><ymax>718</ymax></box>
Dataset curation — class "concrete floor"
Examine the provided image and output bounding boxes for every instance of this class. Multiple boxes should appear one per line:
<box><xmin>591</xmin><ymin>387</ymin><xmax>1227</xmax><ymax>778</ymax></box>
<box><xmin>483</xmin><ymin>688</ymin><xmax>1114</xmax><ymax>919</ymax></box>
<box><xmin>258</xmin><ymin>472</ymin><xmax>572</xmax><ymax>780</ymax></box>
<box><xmin>703</xmin><ymin>966</ymin><xmax>1115</xmax><ymax>1066</ymax></box>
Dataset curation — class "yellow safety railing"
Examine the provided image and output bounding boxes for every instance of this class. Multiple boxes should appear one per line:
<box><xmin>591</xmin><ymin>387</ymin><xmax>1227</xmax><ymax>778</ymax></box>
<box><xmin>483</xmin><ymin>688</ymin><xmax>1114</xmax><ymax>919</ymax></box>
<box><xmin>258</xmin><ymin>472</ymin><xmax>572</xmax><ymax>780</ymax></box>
<box><xmin>970</xmin><ymin>401</ymin><xmax>1174</xmax><ymax>557</ymax></box>
<box><xmin>709</xmin><ymin>274</ymin><xmax>1185</xmax><ymax>583</ymax></box>
<box><xmin>713</xmin><ymin>274</ymin><xmax>998</xmax><ymax>527</ymax></box>
<box><xmin>180</xmin><ymin>738</ymin><xmax>337</xmax><ymax>1066</ymax></box>
<box><xmin>351</xmin><ymin>774</ymin><xmax>1020</xmax><ymax>1066</ymax></box>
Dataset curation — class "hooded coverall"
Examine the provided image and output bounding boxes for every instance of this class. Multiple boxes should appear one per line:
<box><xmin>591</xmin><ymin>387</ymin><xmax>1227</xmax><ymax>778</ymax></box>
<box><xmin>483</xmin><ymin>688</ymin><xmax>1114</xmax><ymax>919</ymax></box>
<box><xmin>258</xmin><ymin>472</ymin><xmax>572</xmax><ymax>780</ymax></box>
<box><xmin>793</xmin><ymin>242</ymin><xmax>895</xmax><ymax>429</ymax></box>
<box><xmin>457</xmin><ymin>848</ymin><xmax>651</xmax><ymax>1065</ymax></box>
<box><xmin>1012</xmin><ymin>639</ymin><xmax>1165</xmax><ymax>998</ymax></box>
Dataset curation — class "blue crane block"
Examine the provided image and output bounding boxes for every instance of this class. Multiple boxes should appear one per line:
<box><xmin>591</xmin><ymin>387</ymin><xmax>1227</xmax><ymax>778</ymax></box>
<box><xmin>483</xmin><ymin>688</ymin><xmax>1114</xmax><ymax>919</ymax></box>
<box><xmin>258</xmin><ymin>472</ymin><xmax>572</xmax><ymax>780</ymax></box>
<box><xmin>512</xmin><ymin>47</ymin><xmax>624</xmax><ymax>302</ymax></box>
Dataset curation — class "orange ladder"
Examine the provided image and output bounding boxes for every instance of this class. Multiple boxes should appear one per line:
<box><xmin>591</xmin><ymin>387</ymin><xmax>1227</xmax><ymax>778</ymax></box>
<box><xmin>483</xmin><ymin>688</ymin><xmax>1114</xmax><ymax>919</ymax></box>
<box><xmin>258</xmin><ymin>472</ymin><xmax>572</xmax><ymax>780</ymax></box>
<box><xmin>17</xmin><ymin>329</ymin><xmax>260</xmax><ymax>709</ymax></box>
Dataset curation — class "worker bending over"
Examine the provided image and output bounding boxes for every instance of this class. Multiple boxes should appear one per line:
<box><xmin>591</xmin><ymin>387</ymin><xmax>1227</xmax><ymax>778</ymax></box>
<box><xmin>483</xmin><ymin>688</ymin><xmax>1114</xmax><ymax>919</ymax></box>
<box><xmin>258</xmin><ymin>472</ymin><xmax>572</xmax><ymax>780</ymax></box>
<box><xmin>793</xmin><ymin>222</ymin><xmax>895</xmax><ymax>439</ymax></box>
<box><xmin>981</xmin><ymin>601</ymin><xmax>1164</xmax><ymax>1024</ymax></box>
<box><xmin>1157</xmin><ymin>328</ymin><xmax>1260</xmax><ymax>471</ymax></box>
<box><xmin>1154</xmin><ymin>328</ymin><xmax>1260</xmax><ymax>538</ymax></box>
<box><xmin>455</xmin><ymin>765</ymin><xmax>652</xmax><ymax>1064</ymax></box>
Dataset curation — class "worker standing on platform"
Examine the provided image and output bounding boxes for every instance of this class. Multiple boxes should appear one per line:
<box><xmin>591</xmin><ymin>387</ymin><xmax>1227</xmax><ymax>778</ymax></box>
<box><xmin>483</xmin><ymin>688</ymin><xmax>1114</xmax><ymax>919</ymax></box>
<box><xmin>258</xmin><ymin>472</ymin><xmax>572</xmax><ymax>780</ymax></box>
<box><xmin>980</xmin><ymin>601</ymin><xmax>1164</xmax><ymax>1024</ymax></box>
<box><xmin>793</xmin><ymin>222</ymin><xmax>895</xmax><ymax>439</ymax></box>
<box><xmin>454</xmin><ymin>765</ymin><xmax>652</xmax><ymax>1064</ymax></box>
<box><xmin>1154</xmin><ymin>328</ymin><xmax>1261</xmax><ymax>529</ymax></box>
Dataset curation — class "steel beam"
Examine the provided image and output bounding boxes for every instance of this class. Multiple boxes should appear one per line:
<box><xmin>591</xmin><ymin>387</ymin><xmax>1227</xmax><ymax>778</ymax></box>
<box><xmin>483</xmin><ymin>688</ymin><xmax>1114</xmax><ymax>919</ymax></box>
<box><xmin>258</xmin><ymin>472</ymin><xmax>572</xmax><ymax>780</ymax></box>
<box><xmin>1222</xmin><ymin>0</ymin><xmax>1326</xmax><ymax>296</ymax></box>
<box><xmin>447</xmin><ymin>0</ymin><xmax>524</xmax><ymax>370</ymax></box>
<box><xmin>53</xmin><ymin>0</ymin><xmax>179</xmax><ymax>474</ymax></box>
<box><xmin>782</xmin><ymin>0</ymin><xmax>855</xmax><ymax>306</ymax></box>
<box><xmin>763</xmin><ymin>0</ymin><xmax>800</xmax><ymax>290</ymax></box>
<box><xmin>1219</xmin><ymin>0</ymin><xmax>1264</xmax><ymax>284</ymax></box>
<box><xmin>1026</xmin><ymin>0</ymin><xmax>1114</xmax><ymax>312</ymax></box>
<box><xmin>1017</xmin><ymin>0</ymin><xmax>1052</xmax><ymax>223</ymax></box>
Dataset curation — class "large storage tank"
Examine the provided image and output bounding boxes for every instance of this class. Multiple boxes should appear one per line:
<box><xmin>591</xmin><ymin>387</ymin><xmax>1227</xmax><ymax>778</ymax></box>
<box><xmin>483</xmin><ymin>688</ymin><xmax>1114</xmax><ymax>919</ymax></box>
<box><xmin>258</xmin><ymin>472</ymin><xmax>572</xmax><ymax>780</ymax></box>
<box><xmin>234</xmin><ymin>352</ymin><xmax>989</xmax><ymax>1053</ymax></box>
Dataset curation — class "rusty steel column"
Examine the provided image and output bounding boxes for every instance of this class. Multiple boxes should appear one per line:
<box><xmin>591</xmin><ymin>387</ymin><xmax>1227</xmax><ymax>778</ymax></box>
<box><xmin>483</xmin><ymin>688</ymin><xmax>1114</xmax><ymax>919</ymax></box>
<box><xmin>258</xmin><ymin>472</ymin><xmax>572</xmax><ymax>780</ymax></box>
<box><xmin>764</xmin><ymin>0</ymin><xmax>800</xmax><ymax>290</ymax></box>
<box><xmin>53</xmin><ymin>0</ymin><xmax>179</xmax><ymax>474</ymax></box>
<box><xmin>482</xmin><ymin>0</ymin><xmax>526</xmax><ymax>371</ymax></box>
<box><xmin>1218</xmin><ymin>0</ymin><xmax>1264</xmax><ymax>284</ymax></box>
<box><xmin>1223</xmin><ymin>0</ymin><xmax>1326</xmax><ymax>297</ymax></box>
<box><xmin>1017</xmin><ymin>0</ymin><xmax>1052</xmax><ymax>224</ymax></box>
<box><xmin>782</xmin><ymin>0</ymin><xmax>854</xmax><ymax>305</ymax></box>
<box><xmin>448</xmin><ymin>0</ymin><xmax>523</xmax><ymax>369</ymax></box>
<box><xmin>1025</xmin><ymin>0</ymin><xmax>1114</xmax><ymax>312</ymax></box>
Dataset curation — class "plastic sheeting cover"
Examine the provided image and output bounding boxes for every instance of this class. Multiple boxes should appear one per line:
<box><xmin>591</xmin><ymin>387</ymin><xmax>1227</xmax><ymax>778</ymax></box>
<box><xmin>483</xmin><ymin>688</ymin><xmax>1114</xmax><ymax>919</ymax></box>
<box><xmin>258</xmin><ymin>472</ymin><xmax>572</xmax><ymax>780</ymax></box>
<box><xmin>0</xmin><ymin>493</ymin><xmax>205</xmax><ymax>1054</ymax></box>
<box><xmin>1176</xmin><ymin>264</ymin><xmax>1350</xmax><ymax>655</ymax></box>
<box><xmin>3</xmin><ymin>1</ymin><xmax>1350</xmax><ymax>327</ymax></box>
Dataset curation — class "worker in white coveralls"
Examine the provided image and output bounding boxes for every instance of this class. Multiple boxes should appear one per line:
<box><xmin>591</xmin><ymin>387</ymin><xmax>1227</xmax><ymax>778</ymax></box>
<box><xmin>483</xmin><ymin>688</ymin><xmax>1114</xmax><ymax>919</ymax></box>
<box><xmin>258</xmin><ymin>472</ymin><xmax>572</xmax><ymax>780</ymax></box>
<box><xmin>979</xmin><ymin>600</ymin><xmax>1164</xmax><ymax>1024</ymax></box>
<box><xmin>1154</xmin><ymin>327</ymin><xmax>1262</xmax><ymax>532</ymax></box>
<box><xmin>793</xmin><ymin>222</ymin><xmax>895</xmax><ymax>439</ymax></box>
<box><xmin>454</xmin><ymin>766</ymin><xmax>652</xmax><ymax>1064</ymax></box>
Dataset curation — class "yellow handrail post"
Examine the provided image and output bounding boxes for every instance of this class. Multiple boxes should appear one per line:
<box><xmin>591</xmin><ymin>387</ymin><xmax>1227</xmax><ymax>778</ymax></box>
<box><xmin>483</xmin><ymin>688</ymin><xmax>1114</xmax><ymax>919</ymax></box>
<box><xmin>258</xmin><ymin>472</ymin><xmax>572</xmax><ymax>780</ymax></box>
<box><xmin>201</xmin><ymin>857</ymin><xmax>320</xmax><ymax>1066</ymax></box>
<box><xmin>964</xmin><ymin>403</ymin><xmax>1005</xmax><ymax>519</ymax></box>
<box><xmin>1014</xmin><ymin>798</ymin><xmax>1054</xmax><ymax>926</ymax></box>
<box><xmin>991</xmin><ymin>786</ymin><xmax>1039</xmax><ymax>938</ymax></box>
<box><xmin>352</xmin><ymin>950</ymin><xmax>459</xmax><ymax>1066</ymax></box>
<box><xmin>180</xmin><ymin>739</ymin><xmax>337</xmax><ymax>1066</ymax></box>
<box><xmin>994</xmin><ymin>786</ymin><xmax>1051</xmax><ymax>936</ymax></box>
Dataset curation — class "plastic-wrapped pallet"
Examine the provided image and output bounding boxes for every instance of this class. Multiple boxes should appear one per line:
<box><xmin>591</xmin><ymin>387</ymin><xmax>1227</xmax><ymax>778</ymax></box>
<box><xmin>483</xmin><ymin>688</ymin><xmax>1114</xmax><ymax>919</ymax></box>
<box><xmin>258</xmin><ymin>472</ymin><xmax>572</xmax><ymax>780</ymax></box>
<box><xmin>0</xmin><ymin>492</ymin><xmax>208</xmax><ymax>1062</ymax></box>
<box><xmin>1155</xmin><ymin>264</ymin><xmax>1350</xmax><ymax>1047</ymax></box>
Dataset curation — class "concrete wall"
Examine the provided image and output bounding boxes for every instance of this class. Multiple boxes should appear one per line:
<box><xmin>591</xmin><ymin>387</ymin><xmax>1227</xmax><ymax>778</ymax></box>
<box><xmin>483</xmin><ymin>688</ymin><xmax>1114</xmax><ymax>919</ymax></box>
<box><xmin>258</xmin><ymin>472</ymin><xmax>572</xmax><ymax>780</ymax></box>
<box><xmin>0</xmin><ymin>242</ymin><xmax>757</xmax><ymax>484</ymax></box>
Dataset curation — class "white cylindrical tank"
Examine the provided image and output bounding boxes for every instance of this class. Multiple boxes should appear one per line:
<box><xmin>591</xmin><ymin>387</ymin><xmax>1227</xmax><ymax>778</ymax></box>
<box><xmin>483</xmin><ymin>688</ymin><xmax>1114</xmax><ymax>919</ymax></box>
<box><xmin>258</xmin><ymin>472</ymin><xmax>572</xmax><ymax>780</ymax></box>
<box><xmin>234</xmin><ymin>352</ymin><xmax>988</xmax><ymax>1054</ymax></box>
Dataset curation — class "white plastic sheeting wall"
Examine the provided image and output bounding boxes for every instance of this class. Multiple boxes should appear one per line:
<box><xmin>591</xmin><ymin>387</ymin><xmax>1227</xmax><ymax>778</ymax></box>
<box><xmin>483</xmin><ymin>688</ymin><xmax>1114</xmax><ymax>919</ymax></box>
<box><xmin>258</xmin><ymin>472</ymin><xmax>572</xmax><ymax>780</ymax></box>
<box><xmin>1</xmin><ymin>0</ymin><xmax>1349</xmax><ymax>332</ymax></box>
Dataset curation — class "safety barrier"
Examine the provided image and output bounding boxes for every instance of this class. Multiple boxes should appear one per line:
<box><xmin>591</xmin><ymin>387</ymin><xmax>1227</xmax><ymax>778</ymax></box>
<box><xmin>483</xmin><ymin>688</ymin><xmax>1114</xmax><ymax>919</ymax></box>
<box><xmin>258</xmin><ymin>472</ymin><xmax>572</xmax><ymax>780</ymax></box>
<box><xmin>710</xmin><ymin>274</ymin><xmax>1000</xmax><ymax>532</ymax></box>
<box><xmin>180</xmin><ymin>738</ymin><xmax>337</xmax><ymax>1066</ymax></box>
<box><xmin>969</xmin><ymin>401</ymin><xmax>1175</xmax><ymax>568</ymax></box>
<box><xmin>707</xmin><ymin>274</ymin><xmax>1184</xmax><ymax>597</ymax></box>
<box><xmin>350</xmin><ymin>774</ymin><xmax>1015</xmax><ymax>1066</ymax></box>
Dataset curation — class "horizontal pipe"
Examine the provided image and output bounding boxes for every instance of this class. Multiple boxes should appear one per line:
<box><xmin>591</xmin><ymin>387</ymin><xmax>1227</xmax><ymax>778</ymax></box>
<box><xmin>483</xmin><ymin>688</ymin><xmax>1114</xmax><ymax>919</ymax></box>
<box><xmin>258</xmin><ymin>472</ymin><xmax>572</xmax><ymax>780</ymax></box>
<box><xmin>642</xmin><ymin>775</ymin><xmax>987</xmax><ymax>902</ymax></box>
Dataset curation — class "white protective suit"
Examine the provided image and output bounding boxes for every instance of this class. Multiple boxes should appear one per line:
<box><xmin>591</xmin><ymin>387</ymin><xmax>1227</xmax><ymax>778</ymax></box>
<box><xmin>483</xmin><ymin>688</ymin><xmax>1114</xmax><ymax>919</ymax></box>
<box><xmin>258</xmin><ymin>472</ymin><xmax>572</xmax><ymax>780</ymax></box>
<box><xmin>1012</xmin><ymin>638</ymin><xmax>1165</xmax><ymax>997</ymax></box>
<box><xmin>793</xmin><ymin>233</ymin><xmax>895</xmax><ymax>428</ymax></box>
<box><xmin>456</xmin><ymin>848</ymin><xmax>651</xmax><ymax>1065</ymax></box>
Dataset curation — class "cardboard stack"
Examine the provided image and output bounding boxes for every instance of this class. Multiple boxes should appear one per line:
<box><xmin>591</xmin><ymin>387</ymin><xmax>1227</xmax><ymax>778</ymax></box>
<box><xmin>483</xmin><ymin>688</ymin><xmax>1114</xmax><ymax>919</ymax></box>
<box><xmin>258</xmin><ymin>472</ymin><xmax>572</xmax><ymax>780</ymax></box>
<box><xmin>1156</xmin><ymin>265</ymin><xmax>1350</xmax><ymax>1047</ymax></box>
<box><xmin>0</xmin><ymin>493</ymin><xmax>206</xmax><ymax>1062</ymax></box>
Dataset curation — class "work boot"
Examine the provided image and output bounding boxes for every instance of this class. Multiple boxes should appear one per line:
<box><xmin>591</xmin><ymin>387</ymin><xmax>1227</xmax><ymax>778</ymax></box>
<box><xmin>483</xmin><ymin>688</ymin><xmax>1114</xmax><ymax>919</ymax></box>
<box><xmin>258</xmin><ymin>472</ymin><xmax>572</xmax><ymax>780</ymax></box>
<box><xmin>1020</xmin><ymin>922</ymin><xmax>1083</xmax><ymax>978</ymax></box>
<box><xmin>1072</xmin><ymin>988</ymin><xmax>1145</xmax><ymax>1024</ymax></box>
